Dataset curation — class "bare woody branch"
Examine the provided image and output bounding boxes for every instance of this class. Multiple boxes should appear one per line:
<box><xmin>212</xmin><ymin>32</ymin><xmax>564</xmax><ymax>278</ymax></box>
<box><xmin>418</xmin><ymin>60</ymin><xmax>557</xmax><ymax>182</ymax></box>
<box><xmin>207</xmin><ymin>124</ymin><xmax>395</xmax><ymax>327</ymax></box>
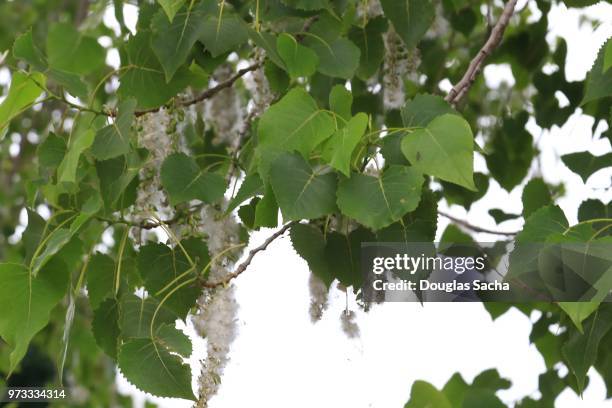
<box><xmin>90</xmin><ymin>62</ymin><xmax>262</xmax><ymax>118</ymax></box>
<box><xmin>438</xmin><ymin>210</ymin><xmax>518</xmax><ymax>236</ymax></box>
<box><xmin>202</xmin><ymin>222</ymin><xmax>294</xmax><ymax>288</ymax></box>
<box><xmin>445</xmin><ymin>0</ymin><xmax>518</xmax><ymax>105</ymax></box>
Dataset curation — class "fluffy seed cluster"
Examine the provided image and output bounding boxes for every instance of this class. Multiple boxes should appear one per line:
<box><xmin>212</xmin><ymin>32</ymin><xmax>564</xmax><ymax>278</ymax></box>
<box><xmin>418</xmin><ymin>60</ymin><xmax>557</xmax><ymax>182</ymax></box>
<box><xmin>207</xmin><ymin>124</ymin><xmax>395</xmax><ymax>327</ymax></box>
<box><xmin>129</xmin><ymin>109</ymin><xmax>176</xmax><ymax>243</ymax></box>
<box><xmin>192</xmin><ymin>202</ymin><xmax>244</xmax><ymax>406</ymax></box>
<box><xmin>198</xmin><ymin>202</ymin><xmax>242</xmax><ymax>262</ymax></box>
<box><xmin>340</xmin><ymin>310</ymin><xmax>360</xmax><ymax>338</ymax></box>
<box><xmin>383</xmin><ymin>28</ymin><xmax>409</xmax><ymax>110</ymax></box>
<box><xmin>308</xmin><ymin>274</ymin><xmax>329</xmax><ymax>322</ymax></box>
<box><xmin>426</xmin><ymin>2</ymin><xmax>450</xmax><ymax>39</ymax></box>
<box><xmin>203</xmin><ymin>64</ymin><xmax>244</xmax><ymax>149</ymax></box>
<box><xmin>382</xmin><ymin>28</ymin><xmax>421</xmax><ymax>110</ymax></box>
<box><xmin>243</xmin><ymin>49</ymin><xmax>274</xmax><ymax>117</ymax></box>
<box><xmin>356</xmin><ymin>0</ymin><xmax>383</xmax><ymax>20</ymax></box>
<box><xmin>194</xmin><ymin>285</ymin><xmax>238</xmax><ymax>407</ymax></box>
<box><xmin>127</xmin><ymin>106</ymin><xmax>197</xmax><ymax>243</ymax></box>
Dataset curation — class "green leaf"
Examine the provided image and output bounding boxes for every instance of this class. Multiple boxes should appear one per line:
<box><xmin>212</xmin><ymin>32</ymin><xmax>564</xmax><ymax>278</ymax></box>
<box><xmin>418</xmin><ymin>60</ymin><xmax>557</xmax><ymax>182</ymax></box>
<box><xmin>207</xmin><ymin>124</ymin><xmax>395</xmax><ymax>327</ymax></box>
<box><xmin>462</xmin><ymin>389</ymin><xmax>505</xmax><ymax>408</ymax></box>
<box><xmin>290</xmin><ymin>224</ymin><xmax>334</xmax><ymax>287</ymax></box>
<box><xmin>562</xmin><ymin>305</ymin><xmax>612</xmax><ymax>393</ymax></box>
<box><xmin>380</xmin><ymin>0</ymin><xmax>435</xmax><ymax>48</ymax></box>
<box><xmin>198</xmin><ymin>0</ymin><xmax>248</xmax><ymax>57</ymax></box>
<box><xmin>559</xmin><ymin>302</ymin><xmax>600</xmax><ymax>333</ymax></box>
<box><xmin>238</xmin><ymin>198</ymin><xmax>259</xmax><ymax>229</ymax></box>
<box><xmin>349</xmin><ymin>16</ymin><xmax>387</xmax><ymax>80</ymax></box>
<box><xmin>151</xmin><ymin>2</ymin><xmax>208</xmax><ymax>81</ymax></box>
<box><xmin>329</xmin><ymin>85</ymin><xmax>353</xmax><ymax>122</ymax></box>
<box><xmin>90</xmin><ymin>99</ymin><xmax>136</xmax><ymax>161</ymax></box>
<box><xmin>281</xmin><ymin>0</ymin><xmax>329</xmax><ymax>9</ymax></box>
<box><xmin>337</xmin><ymin>165</ymin><xmax>423</xmax><ymax>230</ymax></box>
<box><xmin>578</xmin><ymin>199</ymin><xmax>611</xmax><ymax>235</ymax></box>
<box><xmin>442</xmin><ymin>373</ymin><xmax>468</xmax><ymax>408</ymax></box>
<box><xmin>308</xmin><ymin>37</ymin><xmax>361</xmax><ymax>79</ymax></box>
<box><xmin>156</xmin><ymin>324</ymin><xmax>192</xmax><ymax>358</ymax></box>
<box><xmin>46</xmin><ymin>23</ymin><xmax>105</xmax><ymax>75</ymax></box>
<box><xmin>376</xmin><ymin>188</ymin><xmax>438</xmax><ymax>243</ymax></box>
<box><xmin>561</xmin><ymin>151</ymin><xmax>612</xmax><ymax>183</ymax></box>
<box><xmin>276</xmin><ymin>33</ymin><xmax>319</xmax><ymax>79</ymax></box>
<box><xmin>226</xmin><ymin>173</ymin><xmax>264</xmax><ymax>214</ymax></box>
<box><xmin>563</xmin><ymin>0</ymin><xmax>604</xmax><ymax>7</ymax></box>
<box><xmin>270</xmin><ymin>152</ymin><xmax>338</xmax><ymax>221</ymax></box>
<box><xmin>604</xmin><ymin>40</ymin><xmax>612</xmax><ymax>73</ymax></box>
<box><xmin>22</xmin><ymin>209</ymin><xmax>46</xmax><ymax>263</ymax></box>
<box><xmin>582</xmin><ymin>38</ymin><xmax>612</xmax><ymax>104</ymax></box>
<box><xmin>86</xmin><ymin>253</ymin><xmax>115</xmax><ymax>310</ymax></box>
<box><xmin>257</xmin><ymin>88</ymin><xmax>335</xmax><ymax>177</ymax></box>
<box><xmin>137</xmin><ymin>241</ymin><xmax>204</xmax><ymax>317</ymax></box>
<box><xmin>30</xmin><ymin>229</ymin><xmax>73</xmax><ymax>276</ymax></box>
<box><xmin>522</xmin><ymin>177</ymin><xmax>552</xmax><ymax>217</ymax></box>
<box><xmin>254</xmin><ymin>183</ymin><xmax>279</xmax><ymax>228</ymax></box>
<box><xmin>440</xmin><ymin>224</ymin><xmax>474</xmax><ymax>244</ymax></box>
<box><xmin>13</xmin><ymin>30</ymin><xmax>47</xmax><ymax>70</ymax></box>
<box><xmin>321</xmin><ymin>113</ymin><xmax>368</xmax><ymax>176</ymax></box>
<box><xmin>507</xmin><ymin>206</ymin><xmax>569</xmax><ymax>280</ymax></box>
<box><xmin>157</xmin><ymin>0</ymin><xmax>185</xmax><ymax>22</ymax></box>
<box><xmin>249</xmin><ymin>30</ymin><xmax>286</xmax><ymax>69</ymax></box>
<box><xmin>0</xmin><ymin>71</ymin><xmax>46</xmax><ymax>137</ymax></box>
<box><xmin>37</xmin><ymin>133</ymin><xmax>66</xmax><ymax>169</ymax></box>
<box><xmin>401</xmin><ymin>113</ymin><xmax>476</xmax><ymax>190</ymax></box>
<box><xmin>57</xmin><ymin>129</ymin><xmax>95</xmax><ymax>184</ymax></box>
<box><xmin>404</xmin><ymin>380</ymin><xmax>452</xmax><ymax>408</ymax></box>
<box><xmin>13</xmin><ymin>30</ymin><xmax>88</xmax><ymax>97</ymax></box>
<box><xmin>161</xmin><ymin>153</ymin><xmax>226</xmax><ymax>205</ymax></box>
<box><xmin>472</xmin><ymin>369</ymin><xmax>512</xmax><ymax>391</ymax></box>
<box><xmin>30</xmin><ymin>202</ymin><xmax>96</xmax><ymax>276</ymax></box>
<box><xmin>488</xmin><ymin>209</ymin><xmax>521</xmax><ymax>224</ymax></box>
<box><xmin>119</xmin><ymin>294</ymin><xmax>178</xmax><ymax>339</ymax></box>
<box><xmin>517</xmin><ymin>205</ymin><xmax>569</xmax><ymax>243</ymax></box>
<box><xmin>485</xmin><ymin>112</ymin><xmax>534</xmax><ymax>191</ymax></box>
<box><xmin>596</xmin><ymin>334</ymin><xmax>612</xmax><ymax>399</ymax></box>
<box><xmin>0</xmin><ymin>261</ymin><xmax>69</xmax><ymax>374</ymax></box>
<box><xmin>118</xmin><ymin>338</ymin><xmax>195</xmax><ymax>400</ymax></box>
<box><xmin>92</xmin><ymin>298</ymin><xmax>120</xmax><ymax>359</ymax></box>
<box><xmin>440</xmin><ymin>172</ymin><xmax>489</xmax><ymax>210</ymax></box>
<box><xmin>325</xmin><ymin>227</ymin><xmax>375</xmax><ymax>288</ymax></box>
<box><xmin>401</xmin><ymin>94</ymin><xmax>456</xmax><ymax>127</ymax></box>
<box><xmin>96</xmin><ymin>148</ymin><xmax>146</xmax><ymax>211</ymax></box>
<box><xmin>119</xmin><ymin>32</ymin><xmax>192</xmax><ymax>109</ymax></box>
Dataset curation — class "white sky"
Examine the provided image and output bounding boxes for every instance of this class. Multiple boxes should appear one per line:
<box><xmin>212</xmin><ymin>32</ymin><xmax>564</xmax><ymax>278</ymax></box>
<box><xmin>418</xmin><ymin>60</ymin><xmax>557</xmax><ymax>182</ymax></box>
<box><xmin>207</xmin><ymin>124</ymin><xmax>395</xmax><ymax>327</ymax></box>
<box><xmin>105</xmin><ymin>1</ymin><xmax>612</xmax><ymax>407</ymax></box>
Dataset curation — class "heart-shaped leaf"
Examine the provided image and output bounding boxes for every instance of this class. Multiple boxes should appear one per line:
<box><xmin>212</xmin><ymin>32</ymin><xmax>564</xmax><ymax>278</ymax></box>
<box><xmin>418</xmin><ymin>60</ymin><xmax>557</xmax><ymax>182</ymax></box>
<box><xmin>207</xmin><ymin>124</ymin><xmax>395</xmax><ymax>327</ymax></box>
<box><xmin>277</xmin><ymin>33</ymin><xmax>319</xmax><ymax>79</ymax></box>
<box><xmin>401</xmin><ymin>113</ymin><xmax>476</xmax><ymax>191</ymax></box>
<box><xmin>161</xmin><ymin>153</ymin><xmax>226</xmax><ymax>205</ymax></box>
<box><xmin>337</xmin><ymin>165</ymin><xmax>423</xmax><ymax>230</ymax></box>
<box><xmin>270</xmin><ymin>152</ymin><xmax>337</xmax><ymax>221</ymax></box>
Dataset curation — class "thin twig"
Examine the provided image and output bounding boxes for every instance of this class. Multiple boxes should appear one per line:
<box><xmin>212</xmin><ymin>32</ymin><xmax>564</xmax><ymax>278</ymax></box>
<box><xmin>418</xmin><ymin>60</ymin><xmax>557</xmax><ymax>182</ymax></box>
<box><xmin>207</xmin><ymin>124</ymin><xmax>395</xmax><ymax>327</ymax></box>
<box><xmin>439</xmin><ymin>210</ymin><xmax>518</xmax><ymax>236</ymax></box>
<box><xmin>202</xmin><ymin>222</ymin><xmax>294</xmax><ymax>288</ymax></box>
<box><xmin>130</xmin><ymin>63</ymin><xmax>262</xmax><ymax>117</ymax></box>
<box><xmin>96</xmin><ymin>214</ymin><xmax>182</xmax><ymax>230</ymax></box>
<box><xmin>445</xmin><ymin>0</ymin><xmax>518</xmax><ymax>105</ymax></box>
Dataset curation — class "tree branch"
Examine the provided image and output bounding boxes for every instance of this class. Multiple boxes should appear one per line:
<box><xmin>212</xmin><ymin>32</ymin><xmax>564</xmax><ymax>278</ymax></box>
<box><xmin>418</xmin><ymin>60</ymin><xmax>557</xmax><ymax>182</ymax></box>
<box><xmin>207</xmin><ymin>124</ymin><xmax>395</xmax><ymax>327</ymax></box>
<box><xmin>131</xmin><ymin>62</ymin><xmax>262</xmax><ymax>117</ymax></box>
<box><xmin>439</xmin><ymin>210</ymin><xmax>518</xmax><ymax>236</ymax></box>
<box><xmin>202</xmin><ymin>222</ymin><xmax>294</xmax><ymax>288</ymax></box>
<box><xmin>445</xmin><ymin>0</ymin><xmax>518</xmax><ymax>105</ymax></box>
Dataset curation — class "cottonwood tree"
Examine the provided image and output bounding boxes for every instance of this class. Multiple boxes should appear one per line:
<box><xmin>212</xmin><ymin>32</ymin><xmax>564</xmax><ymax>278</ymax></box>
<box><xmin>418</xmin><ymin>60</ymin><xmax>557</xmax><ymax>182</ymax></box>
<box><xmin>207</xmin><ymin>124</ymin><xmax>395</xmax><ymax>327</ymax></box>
<box><xmin>0</xmin><ymin>0</ymin><xmax>611</xmax><ymax>406</ymax></box>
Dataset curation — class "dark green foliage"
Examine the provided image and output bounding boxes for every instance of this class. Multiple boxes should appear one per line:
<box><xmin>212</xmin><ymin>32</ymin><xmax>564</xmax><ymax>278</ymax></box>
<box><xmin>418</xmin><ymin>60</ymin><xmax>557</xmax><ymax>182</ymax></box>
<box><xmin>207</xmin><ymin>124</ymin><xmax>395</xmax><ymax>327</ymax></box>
<box><xmin>0</xmin><ymin>0</ymin><xmax>610</xmax><ymax>405</ymax></box>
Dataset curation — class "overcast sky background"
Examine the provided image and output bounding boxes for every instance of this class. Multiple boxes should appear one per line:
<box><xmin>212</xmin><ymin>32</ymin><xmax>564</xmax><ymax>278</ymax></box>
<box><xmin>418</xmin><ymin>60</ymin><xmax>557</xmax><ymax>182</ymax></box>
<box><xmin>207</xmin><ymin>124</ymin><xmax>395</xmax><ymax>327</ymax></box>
<box><xmin>95</xmin><ymin>1</ymin><xmax>612</xmax><ymax>407</ymax></box>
